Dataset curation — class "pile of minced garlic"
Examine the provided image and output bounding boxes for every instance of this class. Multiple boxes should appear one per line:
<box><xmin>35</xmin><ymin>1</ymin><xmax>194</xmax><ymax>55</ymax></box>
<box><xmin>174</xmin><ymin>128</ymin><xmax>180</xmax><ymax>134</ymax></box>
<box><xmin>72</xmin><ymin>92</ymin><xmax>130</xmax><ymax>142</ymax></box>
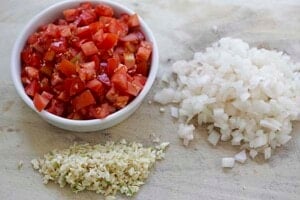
<box><xmin>31</xmin><ymin>140</ymin><xmax>169</xmax><ymax>197</ymax></box>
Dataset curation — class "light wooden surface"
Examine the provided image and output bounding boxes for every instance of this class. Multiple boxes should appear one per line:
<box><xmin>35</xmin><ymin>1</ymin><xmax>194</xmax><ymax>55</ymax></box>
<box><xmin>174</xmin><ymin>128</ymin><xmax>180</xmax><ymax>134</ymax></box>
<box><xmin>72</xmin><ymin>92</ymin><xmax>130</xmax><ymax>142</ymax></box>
<box><xmin>1</xmin><ymin>0</ymin><xmax>300</xmax><ymax>199</ymax></box>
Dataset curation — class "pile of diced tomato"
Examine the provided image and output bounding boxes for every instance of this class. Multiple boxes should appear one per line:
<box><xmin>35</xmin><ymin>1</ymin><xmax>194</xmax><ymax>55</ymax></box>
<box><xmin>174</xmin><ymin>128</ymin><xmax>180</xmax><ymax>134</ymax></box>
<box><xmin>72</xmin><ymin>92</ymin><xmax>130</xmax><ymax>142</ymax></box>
<box><xmin>21</xmin><ymin>2</ymin><xmax>152</xmax><ymax>120</ymax></box>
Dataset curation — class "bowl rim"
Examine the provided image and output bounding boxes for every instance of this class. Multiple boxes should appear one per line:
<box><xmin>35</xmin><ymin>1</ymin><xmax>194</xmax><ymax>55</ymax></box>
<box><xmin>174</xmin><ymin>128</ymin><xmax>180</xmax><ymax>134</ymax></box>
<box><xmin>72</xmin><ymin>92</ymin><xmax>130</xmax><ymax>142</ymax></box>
<box><xmin>11</xmin><ymin>0</ymin><xmax>159</xmax><ymax>127</ymax></box>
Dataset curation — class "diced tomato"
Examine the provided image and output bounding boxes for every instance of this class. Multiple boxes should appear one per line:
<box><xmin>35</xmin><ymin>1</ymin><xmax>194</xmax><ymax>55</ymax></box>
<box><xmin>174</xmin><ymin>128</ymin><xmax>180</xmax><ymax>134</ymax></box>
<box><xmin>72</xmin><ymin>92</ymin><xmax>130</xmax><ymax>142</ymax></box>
<box><xmin>25</xmin><ymin>80</ymin><xmax>39</xmax><ymax>97</ymax></box>
<box><xmin>28</xmin><ymin>33</ymin><xmax>39</xmax><ymax>44</ymax></box>
<box><xmin>50</xmin><ymin>39</ymin><xmax>67</xmax><ymax>53</ymax></box>
<box><xmin>92</xmin><ymin>29</ymin><xmax>104</xmax><ymax>43</ymax></box>
<box><xmin>72</xmin><ymin>89</ymin><xmax>96</xmax><ymax>111</ymax></box>
<box><xmin>21</xmin><ymin>3</ymin><xmax>150</xmax><ymax>120</ymax></box>
<box><xmin>86</xmin><ymin>79</ymin><xmax>104</xmax><ymax>95</ymax></box>
<box><xmin>136</xmin><ymin>61</ymin><xmax>149</xmax><ymax>76</ymax></box>
<box><xmin>33</xmin><ymin>92</ymin><xmax>52</xmax><ymax>112</ymax></box>
<box><xmin>39</xmin><ymin>77</ymin><xmax>51</xmax><ymax>92</ymax></box>
<box><xmin>51</xmin><ymin>72</ymin><xmax>63</xmax><ymax>86</ymax></box>
<box><xmin>120</xmin><ymin>31</ymin><xmax>144</xmax><ymax>42</ymax></box>
<box><xmin>58</xmin><ymin>25</ymin><xmax>72</xmax><ymax>37</ymax></box>
<box><xmin>79</xmin><ymin>61</ymin><xmax>96</xmax><ymax>81</ymax></box>
<box><xmin>107</xmin><ymin>57</ymin><xmax>119</xmax><ymax>76</ymax></box>
<box><xmin>63</xmin><ymin>9</ymin><xmax>79</xmax><ymax>22</ymax></box>
<box><xmin>25</xmin><ymin>66</ymin><xmax>39</xmax><ymax>80</ymax></box>
<box><xmin>40</xmin><ymin>65</ymin><xmax>53</xmax><ymax>77</ymax></box>
<box><xmin>45</xmin><ymin>24</ymin><xmax>59</xmax><ymax>38</ymax></box>
<box><xmin>67</xmin><ymin>111</ymin><xmax>82</xmax><ymax>120</ymax></box>
<box><xmin>114</xmin><ymin>96</ymin><xmax>129</xmax><ymax>108</ymax></box>
<box><xmin>111</xmin><ymin>72</ymin><xmax>128</xmax><ymax>91</ymax></box>
<box><xmin>95</xmin><ymin>4</ymin><xmax>114</xmax><ymax>17</ymax></box>
<box><xmin>106</xmin><ymin>87</ymin><xmax>118</xmax><ymax>102</ymax></box>
<box><xmin>44</xmin><ymin>50</ymin><xmax>55</xmax><ymax>61</ymax></box>
<box><xmin>76</xmin><ymin>26</ymin><xmax>91</xmax><ymax>38</ymax></box>
<box><xmin>128</xmin><ymin>14</ymin><xmax>139</xmax><ymax>27</ymax></box>
<box><xmin>124</xmin><ymin>52</ymin><xmax>135</xmax><ymax>68</ymax></box>
<box><xmin>81</xmin><ymin>41</ymin><xmax>98</xmax><ymax>56</ymax></box>
<box><xmin>89</xmin><ymin>22</ymin><xmax>103</xmax><ymax>34</ymax></box>
<box><xmin>58</xmin><ymin>59</ymin><xmax>77</xmax><ymax>77</ymax></box>
<box><xmin>64</xmin><ymin>77</ymin><xmax>85</xmax><ymax>96</ymax></box>
<box><xmin>101</xmin><ymin>33</ymin><xmax>118</xmax><ymax>49</ymax></box>
<box><xmin>46</xmin><ymin>99</ymin><xmax>65</xmax><ymax>116</ymax></box>
<box><xmin>80</xmin><ymin>9</ymin><xmax>96</xmax><ymax>25</ymax></box>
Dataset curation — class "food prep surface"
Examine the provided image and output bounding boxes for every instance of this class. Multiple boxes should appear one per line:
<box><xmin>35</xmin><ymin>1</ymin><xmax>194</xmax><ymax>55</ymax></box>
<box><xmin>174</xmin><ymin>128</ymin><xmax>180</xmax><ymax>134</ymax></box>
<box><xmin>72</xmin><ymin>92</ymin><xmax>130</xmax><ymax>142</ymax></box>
<box><xmin>1</xmin><ymin>0</ymin><xmax>300</xmax><ymax>199</ymax></box>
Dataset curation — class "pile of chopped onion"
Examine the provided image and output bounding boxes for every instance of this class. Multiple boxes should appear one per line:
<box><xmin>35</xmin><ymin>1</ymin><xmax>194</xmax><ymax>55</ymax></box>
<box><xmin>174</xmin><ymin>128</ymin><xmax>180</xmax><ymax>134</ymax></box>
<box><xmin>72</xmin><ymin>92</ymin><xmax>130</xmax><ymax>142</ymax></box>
<box><xmin>154</xmin><ymin>37</ymin><xmax>300</xmax><ymax>163</ymax></box>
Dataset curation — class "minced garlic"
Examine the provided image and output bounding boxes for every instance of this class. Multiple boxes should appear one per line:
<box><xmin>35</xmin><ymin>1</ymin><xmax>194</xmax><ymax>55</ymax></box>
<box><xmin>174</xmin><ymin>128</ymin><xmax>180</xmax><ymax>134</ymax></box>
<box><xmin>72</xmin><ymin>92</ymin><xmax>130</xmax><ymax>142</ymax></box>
<box><xmin>31</xmin><ymin>140</ymin><xmax>169</xmax><ymax>197</ymax></box>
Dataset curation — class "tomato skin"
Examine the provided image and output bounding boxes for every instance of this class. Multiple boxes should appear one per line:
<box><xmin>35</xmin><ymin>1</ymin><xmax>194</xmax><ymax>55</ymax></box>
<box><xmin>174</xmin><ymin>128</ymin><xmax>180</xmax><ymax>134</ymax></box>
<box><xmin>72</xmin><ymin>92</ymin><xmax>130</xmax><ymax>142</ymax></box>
<box><xmin>72</xmin><ymin>89</ymin><xmax>96</xmax><ymax>111</ymax></box>
<box><xmin>21</xmin><ymin>3</ymin><xmax>150</xmax><ymax>119</ymax></box>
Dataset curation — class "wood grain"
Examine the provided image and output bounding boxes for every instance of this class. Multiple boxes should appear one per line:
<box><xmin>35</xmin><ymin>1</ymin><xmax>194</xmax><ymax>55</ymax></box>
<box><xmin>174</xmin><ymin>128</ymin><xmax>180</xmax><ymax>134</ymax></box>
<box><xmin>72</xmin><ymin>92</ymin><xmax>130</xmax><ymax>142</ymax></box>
<box><xmin>1</xmin><ymin>0</ymin><xmax>300</xmax><ymax>199</ymax></box>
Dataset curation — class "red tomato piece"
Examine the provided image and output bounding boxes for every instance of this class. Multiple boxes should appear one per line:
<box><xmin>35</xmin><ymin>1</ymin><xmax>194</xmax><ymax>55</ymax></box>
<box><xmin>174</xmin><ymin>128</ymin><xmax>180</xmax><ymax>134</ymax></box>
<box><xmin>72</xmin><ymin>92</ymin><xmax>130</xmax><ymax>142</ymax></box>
<box><xmin>64</xmin><ymin>77</ymin><xmax>85</xmax><ymax>96</ymax></box>
<box><xmin>45</xmin><ymin>24</ymin><xmax>60</xmax><ymax>38</ymax></box>
<box><xmin>106</xmin><ymin>87</ymin><xmax>118</xmax><ymax>103</ymax></box>
<box><xmin>81</xmin><ymin>41</ymin><xmax>98</xmax><ymax>56</ymax></box>
<box><xmin>92</xmin><ymin>29</ymin><xmax>104</xmax><ymax>43</ymax></box>
<box><xmin>86</xmin><ymin>79</ymin><xmax>104</xmax><ymax>95</ymax></box>
<box><xmin>44</xmin><ymin>50</ymin><xmax>55</xmax><ymax>61</ymax></box>
<box><xmin>58</xmin><ymin>59</ymin><xmax>77</xmax><ymax>77</ymax></box>
<box><xmin>123</xmin><ymin>52</ymin><xmax>135</xmax><ymax>68</ymax></box>
<box><xmin>107</xmin><ymin>57</ymin><xmax>119</xmax><ymax>76</ymax></box>
<box><xmin>101</xmin><ymin>33</ymin><xmax>118</xmax><ymax>49</ymax></box>
<box><xmin>25</xmin><ymin>80</ymin><xmax>39</xmax><ymax>97</ymax></box>
<box><xmin>89</xmin><ymin>22</ymin><xmax>104</xmax><ymax>34</ymax></box>
<box><xmin>120</xmin><ymin>31</ymin><xmax>144</xmax><ymax>42</ymax></box>
<box><xmin>46</xmin><ymin>99</ymin><xmax>65</xmax><ymax>116</ymax></box>
<box><xmin>21</xmin><ymin>3</ymin><xmax>150</xmax><ymax>120</ymax></box>
<box><xmin>136</xmin><ymin>61</ymin><xmax>149</xmax><ymax>76</ymax></box>
<box><xmin>111</xmin><ymin>72</ymin><xmax>128</xmax><ymax>91</ymax></box>
<box><xmin>80</xmin><ymin>9</ymin><xmax>96</xmax><ymax>25</ymax></box>
<box><xmin>128</xmin><ymin>14</ymin><xmax>139</xmax><ymax>27</ymax></box>
<box><xmin>58</xmin><ymin>25</ymin><xmax>72</xmax><ymax>37</ymax></box>
<box><xmin>114</xmin><ymin>96</ymin><xmax>129</xmax><ymax>108</ymax></box>
<box><xmin>40</xmin><ymin>65</ymin><xmax>53</xmax><ymax>77</ymax></box>
<box><xmin>76</xmin><ymin>26</ymin><xmax>91</xmax><ymax>38</ymax></box>
<box><xmin>50</xmin><ymin>40</ymin><xmax>67</xmax><ymax>53</ymax></box>
<box><xmin>72</xmin><ymin>89</ymin><xmax>96</xmax><ymax>111</ymax></box>
<box><xmin>25</xmin><ymin>66</ymin><xmax>39</xmax><ymax>80</ymax></box>
<box><xmin>79</xmin><ymin>61</ymin><xmax>96</xmax><ymax>81</ymax></box>
<box><xmin>63</xmin><ymin>9</ymin><xmax>79</xmax><ymax>22</ymax></box>
<box><xmin>33</xmin><ymin>92</ymin><xmax>52</xmax><ymax>112</ymax></box>
<box><xmin>95</xmin><ymin>4</ymin><xmax>114</xmax><ymax>17</ymax></box>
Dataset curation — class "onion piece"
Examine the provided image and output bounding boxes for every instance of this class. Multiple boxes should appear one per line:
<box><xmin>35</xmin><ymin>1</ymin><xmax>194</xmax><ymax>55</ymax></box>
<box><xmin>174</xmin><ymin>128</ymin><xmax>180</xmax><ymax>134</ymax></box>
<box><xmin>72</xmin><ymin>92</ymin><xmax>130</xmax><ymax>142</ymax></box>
<box><xmin>222</xmin><ymin>157</ymin><xmax>235</xmax><ymax>168</ymax></box>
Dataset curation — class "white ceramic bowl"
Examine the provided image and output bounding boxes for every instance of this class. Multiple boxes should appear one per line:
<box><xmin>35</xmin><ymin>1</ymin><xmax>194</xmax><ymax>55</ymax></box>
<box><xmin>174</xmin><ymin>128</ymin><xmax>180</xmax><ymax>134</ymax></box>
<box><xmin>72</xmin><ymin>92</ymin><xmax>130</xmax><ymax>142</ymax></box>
<box><xmin>11</xmin><ymin>0</ymin><xmax>159</xmax><ymax>132</ymax></box>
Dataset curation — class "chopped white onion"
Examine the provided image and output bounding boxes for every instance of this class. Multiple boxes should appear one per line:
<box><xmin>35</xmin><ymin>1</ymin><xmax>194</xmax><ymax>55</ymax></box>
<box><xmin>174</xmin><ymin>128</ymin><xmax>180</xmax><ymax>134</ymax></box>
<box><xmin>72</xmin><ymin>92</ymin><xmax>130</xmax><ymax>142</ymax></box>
<box><xmin>234</xmin><ymin>150</ymin><xmax>247</xmax><ymax>163</ymax></box>
<box><xmin>222</xmin><ymin>157</ymin><xmax>235</xmax><ymax>168</ymax></box>
<box><xmin>155</xmin><ymin>37</ymin><xmax>300</xmax><ymax>163</ymax></box>
<box><xmin>170</xmin><ymin>106</ymin><xmax>179</xmax><ymax>118</ymax></box>
<box><xmin>207</xmin><ymin>130</ymin><xmax>220</xmax><ymax>146</ymax></box>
